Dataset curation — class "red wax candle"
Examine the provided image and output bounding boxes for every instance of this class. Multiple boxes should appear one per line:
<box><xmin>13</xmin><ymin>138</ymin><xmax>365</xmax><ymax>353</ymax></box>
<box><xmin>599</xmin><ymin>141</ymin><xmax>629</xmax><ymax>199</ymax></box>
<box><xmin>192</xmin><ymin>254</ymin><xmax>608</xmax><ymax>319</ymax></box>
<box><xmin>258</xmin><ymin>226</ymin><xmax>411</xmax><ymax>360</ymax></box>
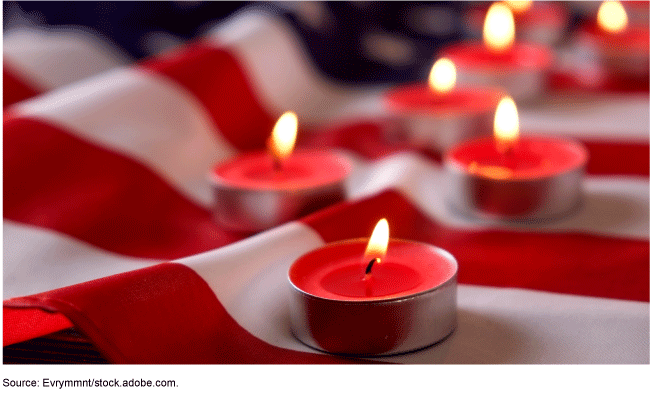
<box><xmin>445</xmin><ymin>136</ymin><xmax>588</xmax><ymax>220</ymax></box>
<box><xmin>580</xmin><ymin>22</ymin><xmax>650</xmax><ymax>79</ymax></box>
<box><xmin>288</xmin><ymin>234</ymin><xmax>458</xmax><ymax>356</ymax></box>
<box><xmin>444</xmin><ymin>96</ymin><xmax>588</xmax><ymax>220</ymax></box>
<box><xmin>384</xmin><ymin>58</ymin><xmax>504</xmax><ymax>151</ymax></box>
<box><xmin>444</xmin><ymin>3</ymin><xmax>554</xmax><ymax>102</ymax></box>
<box><xmin>210</xmin><ymin>112</ymin><xmax>351</xmax><ymax>232</ymax></box>
<box><xmin>582</xmin><ymin>1</ymin><xmax>649</xmax><ymax>78</ymax></box>
<box><xmin>443</xmin><ymin>42</ymin><xmax>553</xmax><ymax>101</ymax></box>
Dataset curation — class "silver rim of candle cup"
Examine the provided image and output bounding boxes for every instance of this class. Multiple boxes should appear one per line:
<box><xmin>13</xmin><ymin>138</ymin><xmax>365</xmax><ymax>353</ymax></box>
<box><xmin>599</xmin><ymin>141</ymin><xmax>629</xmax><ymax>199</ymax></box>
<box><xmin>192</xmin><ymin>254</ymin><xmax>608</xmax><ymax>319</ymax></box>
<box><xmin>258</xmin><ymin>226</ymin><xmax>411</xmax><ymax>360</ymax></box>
<box><xmin>455</xmin><ymin>67</ymin><xmax>548</xmax><ymax>103</ymax></box>
<box><xmin>209</xmin><ymin>155</ymin><xmax>351</xmax><ymax>233</ymax></box>
<box><xmin>387</xmin><ymin>110</ymin><xmax>495</xmax><ymax>152</ymax></box>
<box><xmin>443</xmin><ymin>139</ymin><xmax>588</xmax><ymax>222</ymax></box>
<box><xmin>288</xmin><ymin>239</ymin><xmax>458</xmax><ymax>357</ymax></box>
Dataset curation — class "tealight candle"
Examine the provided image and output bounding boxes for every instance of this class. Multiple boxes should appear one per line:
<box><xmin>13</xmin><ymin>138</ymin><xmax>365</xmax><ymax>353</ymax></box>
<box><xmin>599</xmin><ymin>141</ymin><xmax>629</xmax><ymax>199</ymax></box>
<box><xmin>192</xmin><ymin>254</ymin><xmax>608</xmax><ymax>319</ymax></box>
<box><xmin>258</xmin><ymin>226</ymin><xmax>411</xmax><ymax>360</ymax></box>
<box><xmin>443</xmin><ymin>2</ymin><xmax>554</xmax><ymax>102</ymax></box>
<box><xmin>210</xmin><ymin>112</ymin><xmax>351</xmax><ymax>232</ymax></box>
<box><xmin>466</xmin><ymin>1</ymin><xmax>569</xmax><ymax>46</ymax></box>
<box><xmin>384</xmin><ymin>58</ymin><xmax>504</xmax><ymax>152</ymax></box>
<box><xmin>581</xmin><ymin>1</ymin><xmax>649</xmax><ymax>79</ymax></box>
<box><xmin>288</xmin><ymin>219</ymin><xmax>458</xmax><ymax>356</ymax></box>
<box><xmin>444</xmin><ymin>97</ymin><xmax>588</xmax><ymax>220</ymax></box>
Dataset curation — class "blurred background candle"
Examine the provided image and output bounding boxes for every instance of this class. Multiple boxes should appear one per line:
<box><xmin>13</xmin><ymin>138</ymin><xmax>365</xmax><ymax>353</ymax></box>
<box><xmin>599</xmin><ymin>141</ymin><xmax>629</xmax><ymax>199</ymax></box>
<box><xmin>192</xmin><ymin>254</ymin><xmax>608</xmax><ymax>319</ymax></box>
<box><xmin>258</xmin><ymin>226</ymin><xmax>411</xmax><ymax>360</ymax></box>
<box><xmin>289</xmin><ymin>219</ymin><xmax>458</xmax><ymax>356</ymax></box>
<box><xmin>444</xmin><ymin>96</ymin><xmax>588</xmax><ymax>220</ymax></box>
<box><xmin>443</xmin><ymin>2</ymin><xmax>554</xmax><ymax>102</ymax></box>
<box><xmin>579</xmin><ymin>0</ymin><xmax>650</xmax><ymax>80</ymax></box>
<box><xmin>465</xmin><ymin>1</ymin><xmax>569</xmax><ymax>46</ymax></box>
<box><xmin>384</xmin><ymin>57</ymin><xmax>503</xmax><ymax>153</ymax></box>
<box><xmin>210</xmin><ymin>111</ymin><xmax>351</xmax><ymax>232</ymax></box>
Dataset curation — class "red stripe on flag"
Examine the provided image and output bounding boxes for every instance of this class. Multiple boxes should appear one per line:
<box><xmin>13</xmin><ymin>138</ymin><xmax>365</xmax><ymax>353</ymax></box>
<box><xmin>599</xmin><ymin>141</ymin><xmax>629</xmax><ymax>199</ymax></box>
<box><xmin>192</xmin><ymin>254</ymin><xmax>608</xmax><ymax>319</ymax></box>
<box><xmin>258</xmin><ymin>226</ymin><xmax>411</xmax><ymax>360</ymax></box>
<box><xmin>3</xmin><ymin>64</ymin><xmax>42</xmax><ymax>108</ymax></box>
<box><xmin>303</xmin><ymin>190</ymin><xmax>649</xmax><ymax>302</ymax></box>
<box><xmin>3</xmin><ymin>307</ymin><xmax>73</xmax><ymax>347</ymax></box>
<box><xmin>141</xmin><ymin>42</ymin><xmax>275</xmax><ymax>151</ymax></box>
<box><xmin>582</xmin><ymin>140</ymin><xmax>650</xmax><ymax>177</ymax></box>
<box><xmin>3</xmin><ymin>117</ymin><xmax>246</xmax><ymax>259</ymax></box>
<box><xmin>4</xmin><ymin>264</ymin><xmax>372</xmax><ymax>364</ymax></box>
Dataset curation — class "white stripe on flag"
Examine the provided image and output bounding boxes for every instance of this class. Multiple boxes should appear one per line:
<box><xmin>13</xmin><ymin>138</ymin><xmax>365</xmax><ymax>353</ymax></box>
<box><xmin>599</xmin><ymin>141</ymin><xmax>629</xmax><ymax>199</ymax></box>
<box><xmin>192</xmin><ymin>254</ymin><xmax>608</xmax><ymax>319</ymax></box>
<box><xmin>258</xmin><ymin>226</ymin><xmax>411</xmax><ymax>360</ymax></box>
<box><xmin>3</xmin><ymin>221</ymin><xmax>159</xmax><ymax>300</ymax></box>
<box><xmin>179</xmin><ymin>222</ymin><xmax>325</xmax><ymax>353</ymax></box>
<box><xmin>14</xmin><ymin>68</ymin><xmax>236</xmax><ymax>207</ymax></box>
<box><xmin>208</xmin><ymin>10</ymin><xmax>382</xmax><ymax>125</ymax></box>
<box><xmin>3</xmin><ymin>26</ymin><xmax>130</xmax><ymax>91</ymax></box>
<box><xmin>346</xmin><ymin>151</ymin><xmax>650</xmax><ymax>240</ymax></box>
<box><xmin>519</xmin><ymin>94</ymin><xmax>650</xmax><ymax>141</ymax></box>
<box><xmin>393</xmin><ymin>285</ymin><xmax>649</xmax><ymax>364</ymax></box>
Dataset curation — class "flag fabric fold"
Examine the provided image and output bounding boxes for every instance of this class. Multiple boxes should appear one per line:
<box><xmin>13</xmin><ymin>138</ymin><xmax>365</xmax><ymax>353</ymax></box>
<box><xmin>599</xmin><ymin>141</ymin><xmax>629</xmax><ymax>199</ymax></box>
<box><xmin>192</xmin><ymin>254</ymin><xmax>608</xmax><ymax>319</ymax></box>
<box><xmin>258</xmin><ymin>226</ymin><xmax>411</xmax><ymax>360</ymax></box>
<box><xmin>3</xmin><ymin>9</ymin><xmax>649</xmax><ymax>364</ymax></box>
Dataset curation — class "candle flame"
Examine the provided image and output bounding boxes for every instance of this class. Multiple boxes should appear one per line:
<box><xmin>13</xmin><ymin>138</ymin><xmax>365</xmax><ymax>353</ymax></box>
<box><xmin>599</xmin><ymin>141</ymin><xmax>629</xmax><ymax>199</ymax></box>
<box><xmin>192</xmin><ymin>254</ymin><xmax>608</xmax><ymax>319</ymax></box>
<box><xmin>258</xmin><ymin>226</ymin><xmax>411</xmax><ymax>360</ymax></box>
<box><xmin>364</xmin><ymin>218</ymin><xmax>389</xmax><ymax>261</ymax></box>
<box><xmin>483</xmin><ymin>2</ymin><xmax>516</xmax><ymax>53</ymax></box>
<box><xmin>597</xmin><ymin>1</ymin><xmax>628</xmax><ymax>34</ymax></box>
<box><xmin>268</xmin><ymin>111</ymin><xmax>298</xmax><ymax>163</ymax></box>
<box><xmin>428</xmin><ymin>58</ymin><xmax>457</xmax><ymax>94</ymax></box>
<box><xmin>494</xmin><ymin>96</ymin><xmax>519</xmax><ymax>153</ymax></box>
<box><xmin>504</xmin><ymin>0</ymin><xmax>533</xmax><ymax>14</ymax></box>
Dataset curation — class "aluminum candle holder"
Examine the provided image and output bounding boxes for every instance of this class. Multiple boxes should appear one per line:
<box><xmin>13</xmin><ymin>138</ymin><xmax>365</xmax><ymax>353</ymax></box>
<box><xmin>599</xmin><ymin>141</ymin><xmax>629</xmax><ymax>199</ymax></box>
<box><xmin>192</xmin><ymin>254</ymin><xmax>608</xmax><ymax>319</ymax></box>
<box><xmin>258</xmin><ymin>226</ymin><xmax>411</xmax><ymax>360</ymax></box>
<box><xmin>384</xmin><ymin>58</ymin><xmax>504</xmax><ymax>152</ymax></box>
<box><xmin>454</xmin><ymin>67</ymin><xmax>548</xmax><ymax>103</ymax></box>
<box><xmin>288</xmin><ymin>238</ymin><xmax>458</xmax><ymax>356</ymax></box>
<box><xmin>210</xmin><ymin>171</ymin><xmax>348</xmax><ymax>233</ymax></box>
<box><xmin>394</xmin><ymin>112</ymin><xmax>492</xmax><ymax>152</ymax></box>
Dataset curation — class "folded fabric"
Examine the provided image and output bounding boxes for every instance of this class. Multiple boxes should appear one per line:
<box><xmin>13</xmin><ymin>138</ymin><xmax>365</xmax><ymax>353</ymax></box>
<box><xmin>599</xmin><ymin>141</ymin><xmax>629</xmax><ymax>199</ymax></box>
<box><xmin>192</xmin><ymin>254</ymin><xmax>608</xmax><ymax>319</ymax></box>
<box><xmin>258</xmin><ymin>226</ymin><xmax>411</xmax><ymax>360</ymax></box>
<box><xmin>4</xmin><ymin>10</ymin><xmax>649</xmax><ymax>364</ymax></box>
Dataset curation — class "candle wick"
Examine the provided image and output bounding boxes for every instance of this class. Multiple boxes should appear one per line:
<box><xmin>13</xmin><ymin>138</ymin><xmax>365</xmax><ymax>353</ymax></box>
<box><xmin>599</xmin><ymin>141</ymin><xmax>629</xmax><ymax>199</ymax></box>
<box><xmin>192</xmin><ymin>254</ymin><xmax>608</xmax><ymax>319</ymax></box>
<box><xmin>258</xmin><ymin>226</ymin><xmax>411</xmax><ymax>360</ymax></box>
<box><xmin>272</xmin><ymin>157</ymin><xmax>283</xmax><ymax>172</ymax></box>
<box><xmin>365</xmin><ymin>257</ymin><xmax>380</xmax><ymax>276</ymax></box>
<box><xmin>496</xmin><ymin>139</ymin><xmax>513</xmax><ymax>156</ymax></box>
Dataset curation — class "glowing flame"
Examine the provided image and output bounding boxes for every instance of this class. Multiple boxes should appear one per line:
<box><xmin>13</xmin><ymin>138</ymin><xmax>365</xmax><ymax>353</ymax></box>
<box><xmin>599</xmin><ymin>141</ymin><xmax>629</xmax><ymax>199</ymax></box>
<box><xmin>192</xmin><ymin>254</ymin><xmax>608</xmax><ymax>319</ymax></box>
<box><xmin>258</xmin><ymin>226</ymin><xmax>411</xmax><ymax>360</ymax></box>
<box><xmin>364</xmin><ymin>218</ymin><xmax>389</xmax><ymax>261</ymax></box>
<box><xmin>483</xmin><ymin>2</ymin><xmax>516</xmax><ymax>53</ymax></box>
<box><xmin>597</xmin><ymin>1</ymin><xmax>628</xmax><ymax>34</ymax></box>
<box><xmin>268</xmin><ymin>111</ymin><xmax>298</xmax><ymax>163</ymax></box>
<box><xmin>428</xmin><ymin>58</ymin><xmax>457</xmax><ymax>94</ymax></box>
<box><xmin>504</xmin><ymin>0</ymin><xmax>533</xmax><ymax>14</ymax></box>
<box><xmin>494</xmin><ymin>96</ymin><xmax>519</xmax><ymax>153</ymax></box>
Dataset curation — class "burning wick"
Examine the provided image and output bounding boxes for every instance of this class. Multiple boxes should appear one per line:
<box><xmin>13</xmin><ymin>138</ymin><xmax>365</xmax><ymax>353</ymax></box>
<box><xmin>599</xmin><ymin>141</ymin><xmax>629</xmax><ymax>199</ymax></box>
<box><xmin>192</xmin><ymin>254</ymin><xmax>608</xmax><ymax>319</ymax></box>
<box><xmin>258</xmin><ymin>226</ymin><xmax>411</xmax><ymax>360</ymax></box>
<box><xmin>272</xmin><ymin>158</ymin><xmax>282</xmax><ymax>172</ymax></box>
<box><xmin>268</xmin><ymin>111</ymin><xmax>298</xmax><ymax>171</ymax></box>
<box><xmin>364</xmin><ymin>257</ymin><xmax>380</xmax><ymax>279</ymax></box>
<box><xmin>363</xmin><ymin>218</ymin><xmax>389</xmax><ymax>281</ymax></box>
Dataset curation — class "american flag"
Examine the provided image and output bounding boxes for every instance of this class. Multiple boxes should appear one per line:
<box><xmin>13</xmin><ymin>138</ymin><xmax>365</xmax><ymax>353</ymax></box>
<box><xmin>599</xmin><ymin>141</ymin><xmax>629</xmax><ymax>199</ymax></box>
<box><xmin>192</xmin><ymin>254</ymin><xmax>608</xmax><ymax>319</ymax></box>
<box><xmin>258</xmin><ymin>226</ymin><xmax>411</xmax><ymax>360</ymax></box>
<box><xmin>3</xmin><ymin>2</ymin><xmax>649</xmax><ymax>364</ymax></box>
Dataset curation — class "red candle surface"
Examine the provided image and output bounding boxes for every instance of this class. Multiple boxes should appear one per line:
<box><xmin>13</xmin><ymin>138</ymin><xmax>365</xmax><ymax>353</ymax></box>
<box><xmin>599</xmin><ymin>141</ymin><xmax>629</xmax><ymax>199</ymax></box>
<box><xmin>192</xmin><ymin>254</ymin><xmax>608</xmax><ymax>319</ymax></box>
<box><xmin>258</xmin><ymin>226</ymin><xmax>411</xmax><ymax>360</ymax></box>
<box><xmin>212</xmin><ymin>150</ymin><xmax>350</xmax><ymax>191</ymax></box>
<box><xmin>385</xmin><ymin>84</ymin><xmax>502</xmax><ymax>117</ymax></box>
<box><xmin>446</xmin><ymin>136</ymin><xmax>588</xmax><ymax>180</ymax></box>
<box><xmin>288</xmin><ymin>237</ymin><xmax>458</xmax><ymax>356</ymax></box>
<box><xmin>443</xmin><ymin>42</ymin><xmax>553</xmax><ymax>73</ymax></box>
<box><xmin>290</xmin><ymin>239</ymin><xmax>456</xmax><ymax>301</ymax></box>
